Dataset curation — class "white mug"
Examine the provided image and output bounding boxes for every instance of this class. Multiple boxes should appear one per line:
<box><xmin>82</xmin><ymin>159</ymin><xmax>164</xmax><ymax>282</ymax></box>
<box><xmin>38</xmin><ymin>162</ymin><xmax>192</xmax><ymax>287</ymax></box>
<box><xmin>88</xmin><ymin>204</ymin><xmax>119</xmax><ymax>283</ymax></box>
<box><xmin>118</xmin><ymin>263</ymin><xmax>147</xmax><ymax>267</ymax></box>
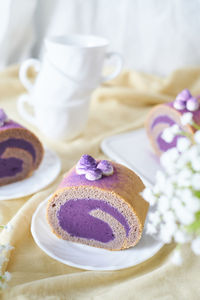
<box><xmin>19</xmin><ymin>56</ymin><xmax>95</xmax><ymax>105</ymax></box>
<box><xmin>45</xmin><ymin>34</ymin><xmax>123</xmax><ymax>85</ymax></box>
<box><xmin>17</xmin><ymin>95</ymin><xmax>90</xmax><ymax>140</ymax></box>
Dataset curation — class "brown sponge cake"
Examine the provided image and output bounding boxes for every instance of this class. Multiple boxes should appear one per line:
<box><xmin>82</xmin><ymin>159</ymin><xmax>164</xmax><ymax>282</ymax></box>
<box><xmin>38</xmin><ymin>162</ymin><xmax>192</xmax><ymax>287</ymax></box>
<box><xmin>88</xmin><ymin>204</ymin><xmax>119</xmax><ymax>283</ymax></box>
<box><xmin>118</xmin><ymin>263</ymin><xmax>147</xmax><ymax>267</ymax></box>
<box><xmin>47</xmin><ymin>155</ymin><xmax>149</xmax><ymax>251</ymax></box>
<box><xmin>0</xmin><ymin>109</ymin><xmax>44</xmax><ymax>186</ymax></box>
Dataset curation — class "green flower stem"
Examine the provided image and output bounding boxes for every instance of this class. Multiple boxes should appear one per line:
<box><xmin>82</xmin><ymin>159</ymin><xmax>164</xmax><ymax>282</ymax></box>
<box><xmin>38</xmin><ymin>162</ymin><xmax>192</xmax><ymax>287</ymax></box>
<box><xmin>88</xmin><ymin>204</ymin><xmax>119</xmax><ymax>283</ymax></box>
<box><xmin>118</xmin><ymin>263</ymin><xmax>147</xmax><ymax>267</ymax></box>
<box><xmin>178</xmin><ymin>131</ymin><xmax>193</xmax><ymax>140</ymax></box>
<box><xmin>192</xmin><ymin>122</ymin><xmax>200</xmax><ymax>131</ymax></box>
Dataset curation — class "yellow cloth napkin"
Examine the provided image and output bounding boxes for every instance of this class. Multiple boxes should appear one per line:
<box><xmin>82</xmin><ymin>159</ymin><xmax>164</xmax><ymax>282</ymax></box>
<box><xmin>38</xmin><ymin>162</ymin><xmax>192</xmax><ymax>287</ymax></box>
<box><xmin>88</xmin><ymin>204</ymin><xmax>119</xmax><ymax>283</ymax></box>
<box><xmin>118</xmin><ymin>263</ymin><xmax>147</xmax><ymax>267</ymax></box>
<box><xmin>0</xmin><ymin>66</ymin><xmax>200</xmax><ymax>299</ymax></box>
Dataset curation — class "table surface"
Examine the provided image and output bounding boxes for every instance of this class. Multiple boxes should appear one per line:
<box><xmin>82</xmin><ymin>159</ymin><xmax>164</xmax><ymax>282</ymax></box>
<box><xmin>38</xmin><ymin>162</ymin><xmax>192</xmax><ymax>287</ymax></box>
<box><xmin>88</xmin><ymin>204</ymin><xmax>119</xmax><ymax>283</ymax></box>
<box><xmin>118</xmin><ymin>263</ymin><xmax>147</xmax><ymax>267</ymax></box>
<box><xmin>0</xmin><ymin>66</ymin><xmax>199</xmax><ymax>299</ymax></box>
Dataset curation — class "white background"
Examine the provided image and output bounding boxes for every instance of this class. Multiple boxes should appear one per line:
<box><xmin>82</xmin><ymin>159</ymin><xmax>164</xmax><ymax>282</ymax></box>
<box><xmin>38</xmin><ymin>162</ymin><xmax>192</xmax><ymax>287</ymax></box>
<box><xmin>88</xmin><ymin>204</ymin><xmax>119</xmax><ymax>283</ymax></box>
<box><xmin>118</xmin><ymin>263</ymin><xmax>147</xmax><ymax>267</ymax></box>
<box><xmin>1</xmin><ymin>0</ymin><xmax>200</xmax><ymax>76</ymax></box>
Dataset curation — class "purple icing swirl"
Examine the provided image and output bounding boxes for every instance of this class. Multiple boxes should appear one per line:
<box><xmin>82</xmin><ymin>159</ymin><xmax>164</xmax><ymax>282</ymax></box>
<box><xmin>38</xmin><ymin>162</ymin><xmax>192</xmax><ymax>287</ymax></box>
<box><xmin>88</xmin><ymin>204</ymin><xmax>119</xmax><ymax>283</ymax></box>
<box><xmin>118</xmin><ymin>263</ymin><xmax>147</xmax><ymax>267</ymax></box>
<box><xmin>97</xmin><ymin>160</ymin><xmax>113</xmax><ymax>176</ymax></box>
<box><xmin>85</xmin><ymin>168</ymin><xmax>102</xmax><ymax>181</ymax></box>
<box><xmin>173</xmin><ymin>89</ymin><xmax>199</xmax><ymax>112</ymax></box>
<box><xmin>76</xmin><ymin>155</ymin><xmax>113</xmax><ymax>181</ymax></box>
<box><xmin>77</xmin><ymin>154</ymin><xmax>97</xmax><ymax>169</ymax></box>
<box><xmin>176</xmin><ymin>89</ymin><xmax>191</xmax><ymax>102</ymax></box>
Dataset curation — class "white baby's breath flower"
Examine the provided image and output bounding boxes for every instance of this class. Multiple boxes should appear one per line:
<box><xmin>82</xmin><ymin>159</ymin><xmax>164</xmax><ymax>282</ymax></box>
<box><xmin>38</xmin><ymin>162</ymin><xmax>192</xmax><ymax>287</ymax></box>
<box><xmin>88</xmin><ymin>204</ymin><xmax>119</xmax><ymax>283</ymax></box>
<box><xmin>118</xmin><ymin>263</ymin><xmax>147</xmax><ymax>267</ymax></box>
<box><xmin>163</xmin><ymin>219</ymin><xmax>178</xmax><ymax>236</ymax></box>
<box><xmin>152</xmin><ymin>184</ymin><xmax>162</xmax><ymax>195</ymax></box>
<box><xmin>148</xmin><ymin>211</ymin><xmax>161</xmax><ymax>227</ymax></box>
<box><xmin>174</xmin><ymin>229</ymin><xmax>190</xmax><ymax>244</ymax></box>
<box><xmin>162</xmin><ymin>210</ymin><xmax>176</xmax><ymax>223</ymax></box>
<box><xmin>160</xmin><ymin>148</ymin><xmax>179</xmax><ymax>175</ymax></box>
<box><xmin>171</xmin><ymin>124</ymin><xmax>180</xmax><ymax>134</ymax></box>
<box><xmin>146</xmin><ymin>222</ymin><xmax>157</xmax><ymax>235</ymax></box>
<box><xmin>175</xmin><ymin>205</ymin><xmax>195</xmax><ymax>225</ymax></box>
<box><xmin>191</xmin><ymin>173</ymin><xmax>200</xmax><ymax>190</ymax></box>
<box><xmin>180</xmin><ymin>112</ymin><xmax>193</xmax><ymax>126</ymax></box>
<box><xmin>161</xmin><ymin>127</ymin><xmax>174</xmax><ymax>143</ymax></box>
<box><xmin>142</xmin><ymin>124</ymin><xmax>200</xmax><ymax>255</ymax></box>
<box><xmin>162</xmin><ymin>124</ymin><xmax>180</xmax><ymax>143</ymax></box>
<box><xmin>176</xmin><ymin>137</ymin><xmax>191</xmax><ymax>153</ymax></box>
<box><xmin>162</xmin><ymin>180</ymin><xmax>175</xmax><ymax>198</ymax></box>
<box><xmin>187</xmin><ymin>145</ymin><xmax>200</xmax><ymax>171</ymax></box>
<box><xmin>176</xmin><ymin>169</ymin><xmax>193</xmax><ymax>187</ymax></box>
<box><xmin>194</xmin><ymin>130</ymin><xmax>200</xmax><ymax>144</ymax></box>
<box><xmin>187</xmin><ymin>144</ymin><xmax>200</xmax><ymax>159</ymax></box>
<box><xmin>161</xmin><ymin>147</ymin><xmax>179</xmax><ymax>163</ymax></box>
<box><xmin>185</xmin><ymin>197</ymin><xmax>200</xmax><ymax>213</ymax></box>
<box><xmin>159</xmin><ymin>223</ymin><xmax>173</xmax><ymax>243</ymax></box>
<box><xmin>191</xmin><ymin>237</ymin><xmax>200</xmax><ymax>255</ymax></box>
<box><xmin>157</xmin><ymin>195</ymin><xmax>170</xmax><ymax>213</ymax></box>
<box><xmin>155</xmin><ymin>171</ymin><xmax>166</xmax><ymax>191</ymax></box>
<box><xmin>170</xmin><ymin>196</ymin><xmax>183</xmax><ymax>211</ymax></box>
<box><xmin>171</xmin><ymin>249</ymin><xmax>183</xmax><ymax>266</ymax></box>
<box><xmin>191</xmin><ymin>158</ymin><xmax>200</xmax><ymax>172</ymax></box>
<box><xmin>176</xmin><ymin>151</ymin><xmax>190</xmax><ymax>169</ymax></box>
<box><xmin>142</xmin><ymin>188</ymin><xmax>157</xmax><ymax>206</ymax></box>
<box><xmin>181</xmin><ymin>188</ymin><xmax>194</xmax><ymax>202</ymax></box>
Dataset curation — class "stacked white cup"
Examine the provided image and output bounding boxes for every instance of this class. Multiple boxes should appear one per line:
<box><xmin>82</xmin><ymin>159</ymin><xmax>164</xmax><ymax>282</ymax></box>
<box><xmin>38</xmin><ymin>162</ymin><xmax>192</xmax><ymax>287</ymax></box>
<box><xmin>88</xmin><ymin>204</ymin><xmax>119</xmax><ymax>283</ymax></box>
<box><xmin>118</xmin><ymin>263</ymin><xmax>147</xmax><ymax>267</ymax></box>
<box><xmin>18</xmin><ymin>34</ymin><xmax>123</xmax><ymax>140</ymax></box>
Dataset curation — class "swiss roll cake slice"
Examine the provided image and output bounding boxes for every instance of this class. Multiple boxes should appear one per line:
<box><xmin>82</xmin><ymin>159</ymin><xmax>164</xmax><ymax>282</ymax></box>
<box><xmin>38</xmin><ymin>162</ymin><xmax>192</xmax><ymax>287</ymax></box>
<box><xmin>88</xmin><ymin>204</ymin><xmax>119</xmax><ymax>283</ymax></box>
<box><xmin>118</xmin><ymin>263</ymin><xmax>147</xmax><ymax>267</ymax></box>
<box><xmin>145</xmin><ymin>89</ymin><xmax>200</xmax><ymax>156</ymax></box>
<box><xmin>47</xmin><ymin>155</ymin><xmax>149</xmax><ymax>251</ymax></box>
<box><xmin>0</xmin><ymin>109</ymin><xmax>44</xmax><ymax>186</ymax></box>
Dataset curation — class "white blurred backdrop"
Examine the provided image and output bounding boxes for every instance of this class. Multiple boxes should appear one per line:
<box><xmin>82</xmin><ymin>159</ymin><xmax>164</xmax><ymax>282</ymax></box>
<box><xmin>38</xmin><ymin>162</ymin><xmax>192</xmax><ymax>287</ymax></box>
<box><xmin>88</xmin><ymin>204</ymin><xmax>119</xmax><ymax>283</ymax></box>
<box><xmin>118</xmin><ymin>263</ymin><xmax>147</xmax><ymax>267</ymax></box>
<box><xmin>1</xmin><ymin>0</ymin><xmax>200</xmax><ymax>76</ymax></box>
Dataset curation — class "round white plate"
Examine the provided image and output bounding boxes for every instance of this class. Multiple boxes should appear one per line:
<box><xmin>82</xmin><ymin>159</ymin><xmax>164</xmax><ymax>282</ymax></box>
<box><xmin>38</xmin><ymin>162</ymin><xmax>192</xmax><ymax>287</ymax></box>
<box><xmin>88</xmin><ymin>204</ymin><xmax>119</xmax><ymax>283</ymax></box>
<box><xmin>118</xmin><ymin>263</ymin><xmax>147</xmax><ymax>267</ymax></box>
<box><xmin>31</xmin><ymin>197</ymin><xmax>164</xmax><ymax>271</ymax></box>
<box><xmin>0</xmin><ymin>148</ymin><xmax>61</xmax><ymax>200</ymax></box>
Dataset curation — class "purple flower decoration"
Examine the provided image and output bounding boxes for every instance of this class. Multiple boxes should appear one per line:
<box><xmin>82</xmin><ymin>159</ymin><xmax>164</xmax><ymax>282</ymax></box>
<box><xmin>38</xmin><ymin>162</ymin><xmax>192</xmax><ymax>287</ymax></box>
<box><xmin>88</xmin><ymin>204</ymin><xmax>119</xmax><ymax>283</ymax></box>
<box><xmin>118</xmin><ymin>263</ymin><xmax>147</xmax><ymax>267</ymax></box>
<box><xmin>176</xmin><ymin>89</ymin><xmax>191</xmax><ymax>102</ymax></box>
<box><xmin>0</xmin><ymin>109</ymin><xmax>8</xmax><ymax>127</ymax></box>
<box><xmin>76</xmin><ymin>155</ymin><xmax>113</xmax><ymax>181</ymax></box>
<box><xmin>186</xmin><ymin>97</ymin><xmax>199</xmax><ymax>112</ymax></box>
<box><xmin>173</xmin><ymin>89</ymin><xmax>199</xmax><ymax>112</ymax></box>
<box><xmin>76</xmin><ymin>154</ymin><xmax>97</xmax><ymax>175</ymax></box>
<box><xmin>97</xmin><ymin>160</ymin><xmax>113</xmax><ymax>176</ymax></box>
<box><xmin>85</xmin><ymin>168</ymin><xmax>102</xmax><ymax>181</ymax></box>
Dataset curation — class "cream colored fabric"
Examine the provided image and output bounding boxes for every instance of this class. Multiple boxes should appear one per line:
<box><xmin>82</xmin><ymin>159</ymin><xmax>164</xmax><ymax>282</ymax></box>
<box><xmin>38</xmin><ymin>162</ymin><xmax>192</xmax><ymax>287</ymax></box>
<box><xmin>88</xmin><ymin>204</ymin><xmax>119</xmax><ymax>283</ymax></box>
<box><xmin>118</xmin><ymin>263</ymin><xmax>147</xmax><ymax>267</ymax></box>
<box><xmin>0</xmin><ymin>66</ymin><xmax>200</xmax><ymax>299</ymax></box>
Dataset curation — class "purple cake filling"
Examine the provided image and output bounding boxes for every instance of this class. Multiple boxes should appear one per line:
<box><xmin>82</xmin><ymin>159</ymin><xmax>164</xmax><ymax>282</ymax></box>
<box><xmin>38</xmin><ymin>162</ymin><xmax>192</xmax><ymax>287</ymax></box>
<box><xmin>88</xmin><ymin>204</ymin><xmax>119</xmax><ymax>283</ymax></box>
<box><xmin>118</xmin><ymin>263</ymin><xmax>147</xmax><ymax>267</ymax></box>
<box><xmin>0</xmin><ymin>157</ymin><xmax>23</xmax><ymax>177</ymax></box>
<box><xmin>151</xmin><ymin>115</ymin><xmax>175</xmax><ymax>130</ymax></box>
<box><xmin>0</xmin><ymin>138</ymin><xmax>36</xmax><ymax>161</ymax></box>
<box><xmin>57</xmin><ymin>199</ymin><xmax>130</xmax><ymax>243</ymax></box>
<box><xmin>157</xmin><ymin>133</ymin><xmax>180</xmax><ymax>151</ymax></box>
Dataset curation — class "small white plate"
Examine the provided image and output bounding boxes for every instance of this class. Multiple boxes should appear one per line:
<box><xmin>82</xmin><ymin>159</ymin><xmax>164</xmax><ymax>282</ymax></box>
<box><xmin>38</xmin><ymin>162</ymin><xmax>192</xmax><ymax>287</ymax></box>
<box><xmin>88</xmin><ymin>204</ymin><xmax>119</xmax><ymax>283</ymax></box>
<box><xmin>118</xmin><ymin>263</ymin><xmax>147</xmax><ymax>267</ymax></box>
<box><xmin>0</xmin><ymin>148</ymin><xmax>61</xmax><ymax>200</ymax></box>
<box><xmin>31</xmin><ymin>197</ymin><xmax>164</xmax><ymax>271</ymax></box>
<box><xmin>101</xmin><ymin>128</ymin><xmax>162</xmax><ymax>186</ymax></box>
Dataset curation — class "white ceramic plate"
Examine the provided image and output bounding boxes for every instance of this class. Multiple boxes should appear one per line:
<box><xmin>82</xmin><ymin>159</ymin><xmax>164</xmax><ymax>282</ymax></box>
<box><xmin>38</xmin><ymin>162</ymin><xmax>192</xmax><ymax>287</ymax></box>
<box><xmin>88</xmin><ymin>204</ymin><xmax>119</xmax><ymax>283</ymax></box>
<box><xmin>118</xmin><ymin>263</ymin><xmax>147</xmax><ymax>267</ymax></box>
<box><xmin>31</xmin><ymin>197</ymin><xmax>164</xmax><ymax>271</ymax></box>
<box><xmin>0</xmin><ymin>148</ymin><xmax>61</xmax><ymax>200</ymax></box>
<box><xmin>101</xmin><ymin>128</ymin><xmax>162</xmax><ymax>186</ymax></box>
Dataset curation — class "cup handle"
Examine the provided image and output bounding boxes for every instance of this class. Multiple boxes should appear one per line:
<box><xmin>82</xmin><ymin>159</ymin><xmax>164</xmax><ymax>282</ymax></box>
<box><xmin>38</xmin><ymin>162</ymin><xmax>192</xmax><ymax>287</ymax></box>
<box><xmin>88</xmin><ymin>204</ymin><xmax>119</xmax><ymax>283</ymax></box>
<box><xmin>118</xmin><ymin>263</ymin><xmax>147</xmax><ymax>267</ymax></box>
<box><xmin>19</xmin><ymin>58</ymin><xmax>41</xmax><ymax>92</ymax></box>
<box><xmin>101</xmin><ymin>52</ymin><xmax>123</xmax><ymax>83</ymax></box>
<box><xmin>17</xmin><ymin>94</ymin><xmax>36</xmax><ymax>125</ymax></box>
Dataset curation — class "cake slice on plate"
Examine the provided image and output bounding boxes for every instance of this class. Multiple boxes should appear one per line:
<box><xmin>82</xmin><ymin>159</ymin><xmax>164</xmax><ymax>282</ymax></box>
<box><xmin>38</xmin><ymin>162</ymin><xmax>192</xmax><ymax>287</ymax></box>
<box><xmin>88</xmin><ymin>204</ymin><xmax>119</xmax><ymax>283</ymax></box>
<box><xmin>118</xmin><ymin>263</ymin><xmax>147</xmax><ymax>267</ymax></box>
<box><xmin>47</xmin><ymin>155</ymin><xmax>149</xmax><ymax>251</ymax></box>
<box><xmin>0</xmin><ymin>109</ymin><xmax>44</xmax><ymax>186</ymax></box>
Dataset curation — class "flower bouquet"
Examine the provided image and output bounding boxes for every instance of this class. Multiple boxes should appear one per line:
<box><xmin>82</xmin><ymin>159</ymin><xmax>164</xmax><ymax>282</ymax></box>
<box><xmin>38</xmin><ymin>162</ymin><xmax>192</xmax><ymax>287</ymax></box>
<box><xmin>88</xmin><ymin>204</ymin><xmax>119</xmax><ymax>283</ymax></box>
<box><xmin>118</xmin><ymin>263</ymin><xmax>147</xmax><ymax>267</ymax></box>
<box><xmin>143</xmin><ymin>89</ymin><xmax>200</xmax><ymax>265</ymax></box>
